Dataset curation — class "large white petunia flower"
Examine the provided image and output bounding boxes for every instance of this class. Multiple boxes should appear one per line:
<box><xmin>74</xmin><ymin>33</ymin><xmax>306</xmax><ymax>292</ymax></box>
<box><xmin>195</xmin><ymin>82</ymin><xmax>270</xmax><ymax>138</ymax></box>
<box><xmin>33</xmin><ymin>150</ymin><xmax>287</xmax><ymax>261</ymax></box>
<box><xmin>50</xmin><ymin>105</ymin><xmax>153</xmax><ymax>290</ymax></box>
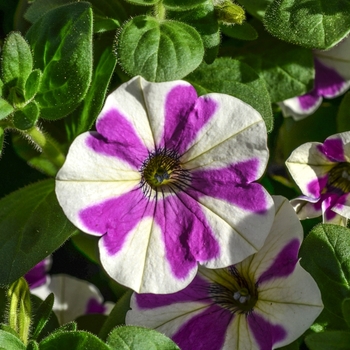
<box><xmin>55</xmin><ymin>76</ymin><xmax>274</xmax><ymax>294</ymax></box>
<box><xmin>126</xmin><ymin>196</ymin><xmax>323</xmax><ymax>350</ymax></box>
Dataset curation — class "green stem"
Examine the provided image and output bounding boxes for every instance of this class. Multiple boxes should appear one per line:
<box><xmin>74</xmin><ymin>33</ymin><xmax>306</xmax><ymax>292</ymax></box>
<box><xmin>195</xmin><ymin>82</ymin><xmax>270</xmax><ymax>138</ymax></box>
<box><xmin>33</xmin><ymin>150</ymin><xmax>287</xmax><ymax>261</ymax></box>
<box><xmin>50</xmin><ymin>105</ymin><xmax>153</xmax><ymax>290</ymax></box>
<box><xmin>155</xmin><ymin>1</ymin><xmax>166</xmax><ymax>20</ymax></box>
<box><xmin>24</xmin><ymin>126</ymin><xmax>65</xmax><ymax>171</ymax></box>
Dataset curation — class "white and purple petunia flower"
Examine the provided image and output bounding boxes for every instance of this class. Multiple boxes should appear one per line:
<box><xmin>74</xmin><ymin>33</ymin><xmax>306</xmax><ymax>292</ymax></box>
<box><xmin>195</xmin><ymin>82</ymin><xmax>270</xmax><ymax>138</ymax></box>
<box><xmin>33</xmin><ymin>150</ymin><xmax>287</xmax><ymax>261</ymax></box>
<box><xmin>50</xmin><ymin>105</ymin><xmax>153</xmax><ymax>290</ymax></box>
<box><xmin>25</xmin><ymin>258</ymin><xmax>113</xmax><ymax>324</ymax></box>
<box><xmin>126</xmin><ymin>196</ymin><xmax>323</xmax><ymax>350</ymax></box>
<box><xmin>280</xmin><ymin>35</ymin><xmax>350</xmax><ymax>120</ymax></box>
<box><xmin>55</xmin><ymin>76</ymin><xmax>274</xmax><ymax>294</ymax></box>
<box><xmin>286</xmin><ymin>131</ymin><xmax>350</xmax><ymax>225</ymax></box>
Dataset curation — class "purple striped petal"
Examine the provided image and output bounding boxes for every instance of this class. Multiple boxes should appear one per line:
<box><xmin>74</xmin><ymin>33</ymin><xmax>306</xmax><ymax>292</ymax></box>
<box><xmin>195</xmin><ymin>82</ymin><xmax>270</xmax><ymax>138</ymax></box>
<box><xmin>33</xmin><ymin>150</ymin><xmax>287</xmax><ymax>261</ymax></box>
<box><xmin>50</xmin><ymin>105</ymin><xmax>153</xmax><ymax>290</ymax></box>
<box><xmin>87</xmin><ymin>109</ymin><xmax>149</xmax><ymax>169</ymax></box>
<box><xmin>298</xmin><ymin>92</ymin><xmax>321</xmax><ymax>112</ymax></box>
<box><xmin>159</xmin><ymin>86</ymin><xmax>217</xmax><ymax>155</ymax></box>
<box><xmin>135</xmin><ymin>275</ymin><xmax>211</xmax><ymax>309</ymax></box>
<box><xmin>25</xmin><ymin>259</ymin><xmax>49</xmax><ymax>289</ymax></box>
<box><xmin>190</xmin><ymin>159</ymin><xmax>269</xmax><ymax>213</ymax></box>
<box><xmin>307</xmin><ymin>175</ymin><xmax>328</xmax><ymax>197</ymax></box>
<box><xmin>172</xmin><ymin>304</ymin><xmax>233</xmax><ymax>350</ymax></box>
<box><xmin>247</xmin><ymin>312</ymin><xmax>286</xmax><ymax>350</ymax></box>
<box><xmin>155</xmin><ymin>193</ymin><xmax>220</xmax><ymax>279</ymax></box>
<box><xmin>79</xmin><ymin>188</ymin><xmax>152</xmax><ymax>254</ymax></box>
<box><xmin>314</xmin><ymin>58</ymin><xmax>348</xmax><ymax>98</ymax></box>
<box><xmin>317</xmin><ymin>137</ymin><xmax>346</xmax><ymax>162</ymax></box>
<box><xmin>257</xmin><ymin>239</ymin><xmax>300</xmax><ymax>284</ymax></box>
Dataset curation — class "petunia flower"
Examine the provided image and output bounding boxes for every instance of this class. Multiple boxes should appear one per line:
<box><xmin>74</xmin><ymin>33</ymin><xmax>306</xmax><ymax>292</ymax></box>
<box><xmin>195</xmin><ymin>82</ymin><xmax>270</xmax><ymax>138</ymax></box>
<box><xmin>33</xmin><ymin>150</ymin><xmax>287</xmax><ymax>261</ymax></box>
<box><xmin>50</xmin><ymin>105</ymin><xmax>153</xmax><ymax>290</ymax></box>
<box><xmin>55</xmin><ymin>76</ymin><xmax>274</xmax><ymax>294</ymax></box>
<box><xmin>25</xmin><ymin>258</ymin><xmax>113</xmax><ymax>324</ymax></box>
<box><xmin>126</xmin><ymin>196</ymin><xmax>323</xmax><ymax>350</ymax></box>
<box><xmin>286</xmin><ymin>131</ymin><xmax>350</xmax><ymax>225</ymax></box>
<box><xmin>280</xmin><ymin>35</ymin><xmax>350</xmax><ymax>120</ymax></box>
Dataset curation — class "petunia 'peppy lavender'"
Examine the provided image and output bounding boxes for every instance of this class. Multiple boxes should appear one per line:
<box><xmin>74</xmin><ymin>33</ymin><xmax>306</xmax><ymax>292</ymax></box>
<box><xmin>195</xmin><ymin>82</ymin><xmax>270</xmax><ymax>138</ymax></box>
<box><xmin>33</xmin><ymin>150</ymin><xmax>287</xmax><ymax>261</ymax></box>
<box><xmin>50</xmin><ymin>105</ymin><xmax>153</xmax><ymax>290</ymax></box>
<box><xmin>55</xmin><ymin>76</ymin><xmax>274</xmax><ymax>294</ymax></box>
<box><xmin>280</xmin><ymin>35</ymin><xmax>350</xmax><ymax>120</ymax></box>
<box><xmin>126</xmin><ymin>196</ymin><xmax>323</xmax><ymax>350</ymax></box>
<box><xmin>286</xmin><ymin>131</ymin><xmax>350</xmax><ymax>225</ymax></box>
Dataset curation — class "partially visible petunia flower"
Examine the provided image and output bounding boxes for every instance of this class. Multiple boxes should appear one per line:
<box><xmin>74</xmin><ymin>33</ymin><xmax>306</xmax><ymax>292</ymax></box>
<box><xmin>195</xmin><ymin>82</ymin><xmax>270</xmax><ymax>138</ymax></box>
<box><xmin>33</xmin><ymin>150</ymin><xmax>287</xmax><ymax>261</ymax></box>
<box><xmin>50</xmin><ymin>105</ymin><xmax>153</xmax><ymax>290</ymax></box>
<box><xmin>55</xmin><ymin>76</ymin><xmax>274</xmax><ymax>294</ymax></box>
<box><xmin>286</xmin><ymin>131</ymin><xmax>350</xmax><ymax>225</ymax></box>
<box><xmin>280</xmin><ymin>35</ymin><xmax>350</xmax><ymax>120</ymax></box>
<box><xmin>25</xmin><ymin>257</ymin><xmax>114</xmax><ymax>324</ymax></box>
<box><xmin>126</xmin><ymin>196</ymin><xmax>323</xmax><ymax>350</ymax></box>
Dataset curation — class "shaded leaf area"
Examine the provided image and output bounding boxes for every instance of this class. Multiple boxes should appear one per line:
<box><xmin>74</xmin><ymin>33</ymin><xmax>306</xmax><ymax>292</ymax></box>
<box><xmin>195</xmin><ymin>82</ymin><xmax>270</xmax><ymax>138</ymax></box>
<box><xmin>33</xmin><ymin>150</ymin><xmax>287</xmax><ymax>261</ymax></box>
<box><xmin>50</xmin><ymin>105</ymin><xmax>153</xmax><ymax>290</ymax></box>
<box><xmin>225</xmin><ymin>21</ymin><xmax>314</xmax><ymax>103</ymax></box>
<box><xmin>117</xmin><ymin>15</ymin><xmax>204</xmax><ymax>82</ymax></box>
<box><xmin>0</xmin><ymin>179</ymin><xmax>78</xmax><ymax>285</ymax></box>
<box><xmin>264</xmin><ymin>0</ymin><xmax>350</xmax><ymax>49</ymax></box>
<box><xmin>186</xmin><ymin>57</ymin><xmax>273</xmax><ymax>132</ymax></box>
<box><xmin>220</xmin><ymin>22</ymin><xmax>258</xmax><ymax>41</ymax></box>
<box><xmin>299</xmin><ymin>224</ymin><xmax>350</xmax><ymax>330</ymax></box>
<box><xmin>305</xmin><ymin>331</ymin><xmax>350</xmax><ymax>350</ymax></box>
<box><xmin>26</xmin><ymin>2</ymin><xmax>93</xmax><ymax>119</ymax></box>
<box><xmin>337</xmin><ymin>92</ymin><xmax>350</xmax><ymax>133</ymax></box>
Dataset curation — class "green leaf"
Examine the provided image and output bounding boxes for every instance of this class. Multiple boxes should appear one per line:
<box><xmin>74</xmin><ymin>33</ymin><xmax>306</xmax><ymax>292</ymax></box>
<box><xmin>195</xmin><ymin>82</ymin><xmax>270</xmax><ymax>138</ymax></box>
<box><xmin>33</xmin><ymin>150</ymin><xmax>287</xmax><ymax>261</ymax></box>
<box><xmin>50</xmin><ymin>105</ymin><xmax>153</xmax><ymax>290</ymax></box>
<box><xmin>30</xmin><ymin>294</ymin><xmax>55</xmax><ymax>341</ymax></box>
<box><xmin>186</xmin><ymin>57</ymin><xmax>273</xmax><ymax>132</ymax></box>
<box><xmin>163</xmin><ymin>0</ymin><xmax>208</xmax><ymax>10</ymax></box>
<box><xmin>337</xmin><ymin>92</ymin><xmax>350</xmax><ymax>133</ymax></box>
<box><xmin>26</xmin><ymin>340</ymin><xmax>39</xmax><ymax>350</ymax></box>
<box><xmin>13</xmin><ymin>101</ymin><xmax>40</xmax><ymax>130</ymax></box>
<box><xmin>235</xmin><ymin>21</ymin><xmax>314</xmax><ymax>102</ymax></box>
<box><xmin>0</xmin><ymin>98</ymin><xmax>14</xmax><ymax>120</ymax></box>
<box><xmin>166</xmin><ymin>1</ymin><xmax>220</xmax><ymax>63</ymax></box>
<box><xmin>236</xmin><ymin>0</ymin><xmax>273</xmax><ymax>19</ymax></box>
<box><xmin>51</xmin><ymin>322</ymin><xmax>77</xmax><ymax>334</ymax></box>
<box><xmin>0</xmin><ymin>330</ymin><xmax>25</xmax><ymax>349</ymax></box>
<box><xmin>299</xmin><ymin>224</ymin><xmax>350</xmax><ymax>330</ymax></box>
<box><xmin>342</xmin><ymin>298</ymin><xmax>350</xmax><ymax>329</ymax></box>
<box><xmin>264</xmin><ymin>0</ymin><xmax>350</xmax><ymax>49</ymax></box>
<box><xmin>93</xmin><ymin>16</ymin><xmax>120</xmax><ymax>33</ymax></box>
<box><xmin>30</xmin><ymin>294</ymin><xmax>59</xmax><ymax>342</ymax></box>
<box><xmin>106</xmin><ymin>326</ymin><xmax>180</xmax><ymax>350</ymax></box>
<box><xmin>117</xmin><ymin>15</ymin><xmax>204</xmax><ymax>82</ymax></box>
<box><xmin>1</xmin><ymin>32</ymin><xmax>32</xmax><ymax>92</ymax></box>
<box><xmin>123</xmin><ymin>0</ymin><xmax>159</xmax><ymax>5</ymax></box>
<box><xmin>64</xmin><ymin>35</ymin><xmax>117</xmax><ymax>142</ymax></box>
<box><xmin>0</xmin><ymin>179</ymin><xmax>78</xmax><ymax>285</ymax></box>
<box><xmin>24</xmin><ymin>70</ymin><xmax>42</xmax><ymax>102</ymax></box>
<box><xmin>26</xmin><ymin>2</ymin><xmax>93</xmax><ymax>120</ymax></box>
<box><xmin>220</xmin><ymin>22</ymin><xmax>258</xmax><ymax>41</ymax></box>
<box><xmin>98</xmin><ymin>290</ymin><xmax>132</xmax><ymax>341</ymax></box>
<box><xmin>24</xmin><ymin>0</ymin><xmax>72</xmax><ymax>24</ymax></box>
<box><xmin>305</xmin><ymin>331</ymin><xmax>350</xmax><ymax>350</ymax></box>
<box><xmin>40</xmin><ymin>331</ymin><xmax>110</xmax><ymax>350</ymax></box>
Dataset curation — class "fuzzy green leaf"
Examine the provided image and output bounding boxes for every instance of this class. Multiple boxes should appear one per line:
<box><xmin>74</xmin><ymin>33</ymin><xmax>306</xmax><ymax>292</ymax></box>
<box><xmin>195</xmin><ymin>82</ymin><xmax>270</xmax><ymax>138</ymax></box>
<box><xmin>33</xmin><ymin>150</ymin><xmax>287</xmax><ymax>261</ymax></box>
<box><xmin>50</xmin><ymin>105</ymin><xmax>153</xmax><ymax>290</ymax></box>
<box><xmin>24</xmin><ymin>70</ymin><xmax>42</xmax><ymax>102</ymax></box>
<box><xmin>264</xmin><ymin>0</ymin><xmax>350</xmax><ymax>49</ymax></box>
<box><xmin>220</xmin><ymin>22</ymin><xmax>258</xmax><ymax>40</ymax></box>
<box><xmin>107</xmin><ymin>326</ymin><xmax>180</xmax><ymax>350</ymax></box>
<box><xmin>0</xmin><ymin>330</ymin><xmax>25</xmax><ymax>349</ymax></box>
<box><xmin>163</xmin><ymin>0</ymin><xmax>208</xmax><ymax>10</ymax></box>
<box><xmin>1</xmin><ymin>32</ymin><xmax>32</xmax><ymax>93</ymax></box>
<box><xmin>0</xmin><ymin>179</ymin><xmax>78</xmax><ymax>285</ymax></box>
<box><xmin>337</xmin><ymin>92</ymin><xmax>350</xmax><ymax>133</ymax></box>
<box><xmin>39</xmin><ymin>331</ymin><xmax>110</xmax><ymax>350</ymax></box>
<box><xmin>299</xmin><ymin>224</ymin><xmax>350</xmax><ymax>330</ymax></box>
<box><xmin>26</xmin><ymin>2</ymin><xmax>93</xmax><ymax>119</ymax></box>
<box><xmin>236</xmin><ymin>0</ymin><xmax>273</xmax><ymax>19</ymax></box>
<box><xmin>186</xmin><ymin>57</ymin><xmax>273</xmax><ymax>131</ymax></box>
<box><xmin>0</xmin><ymin>98</ymin><xmax>14</xmax><ymax>120</ymax></box>
<box><xmin>117</xmin><ymin>15</ymin><xmax>204</xmax><ymax>82</ymax></box>
<box><xmin>13</xmin><ymin>101</ymin><xmax>40</xmax><ymax>130</ymax></box>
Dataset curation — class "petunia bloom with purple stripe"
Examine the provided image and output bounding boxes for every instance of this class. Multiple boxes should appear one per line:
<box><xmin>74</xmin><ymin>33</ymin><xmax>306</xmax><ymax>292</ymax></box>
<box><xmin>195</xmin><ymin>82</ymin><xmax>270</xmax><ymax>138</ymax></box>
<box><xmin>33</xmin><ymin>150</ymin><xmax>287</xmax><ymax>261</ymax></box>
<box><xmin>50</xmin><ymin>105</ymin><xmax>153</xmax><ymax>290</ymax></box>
<box><xmin>280</xmin><ymin>36</ymin><xmax>350</xmax><ymax>120</ymax></box>
<box><xmin>286</xmin><ymin>131</ymin><xmax>350</xmax><ymax>225</ymax></box>
<box><xmin>126</xmin><ymin>196</ymin><xmax>323</xmax><ymax>350</ymax></box>
<box><xmin>56</xmin><ymin>76</ymin><xmax>274</xmax><ymax>294</ymax></box>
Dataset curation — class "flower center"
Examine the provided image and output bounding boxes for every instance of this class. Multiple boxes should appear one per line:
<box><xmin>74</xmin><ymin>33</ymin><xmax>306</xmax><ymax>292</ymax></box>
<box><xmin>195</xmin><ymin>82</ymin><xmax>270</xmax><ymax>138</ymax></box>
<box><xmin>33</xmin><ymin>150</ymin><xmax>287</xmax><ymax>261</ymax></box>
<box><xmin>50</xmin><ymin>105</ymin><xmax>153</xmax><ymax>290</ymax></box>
<box><xmin>208</xmin><ymin>267</ymin><xmax>258</xmax><ymax>314</ymax></box>
<box><xmin>327</xmin><ymin>162</ymin><xmax>350</xmax><ymax>193</ymax></box>
<box><xmin>140</xmin><ymin>148</ymin><xmax>191</xmax><ymax>197</ymax></box>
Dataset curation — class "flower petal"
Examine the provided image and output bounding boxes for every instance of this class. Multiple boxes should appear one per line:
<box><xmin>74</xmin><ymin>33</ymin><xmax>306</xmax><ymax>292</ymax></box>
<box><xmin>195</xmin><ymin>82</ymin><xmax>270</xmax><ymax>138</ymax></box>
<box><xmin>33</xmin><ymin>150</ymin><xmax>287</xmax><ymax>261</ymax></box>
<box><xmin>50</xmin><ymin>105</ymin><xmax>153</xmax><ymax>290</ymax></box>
<box><xmin>291</xmin><ymin>196</ymin><xmax>323</xmax><ymax>220</ymax></box>
<box><xmin>182</xmin><ymin>93</ymin><xmax>268</xmax><ymax>173</ymax></box>
<box><xmin>286</xmin><ymin>142</ymin><xmax>334</xmax><ymax>198</ymax></box>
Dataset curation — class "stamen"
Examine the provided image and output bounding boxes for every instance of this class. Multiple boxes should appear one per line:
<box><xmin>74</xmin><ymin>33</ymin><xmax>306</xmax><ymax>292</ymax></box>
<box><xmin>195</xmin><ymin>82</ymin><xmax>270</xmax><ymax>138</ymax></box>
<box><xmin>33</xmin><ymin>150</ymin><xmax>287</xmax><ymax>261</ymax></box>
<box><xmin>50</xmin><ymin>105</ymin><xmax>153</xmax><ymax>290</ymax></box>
<box><xmin>139</xmin><ymin>147</ymin><xmax>191</xmax><ymax>198</ymax></box>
